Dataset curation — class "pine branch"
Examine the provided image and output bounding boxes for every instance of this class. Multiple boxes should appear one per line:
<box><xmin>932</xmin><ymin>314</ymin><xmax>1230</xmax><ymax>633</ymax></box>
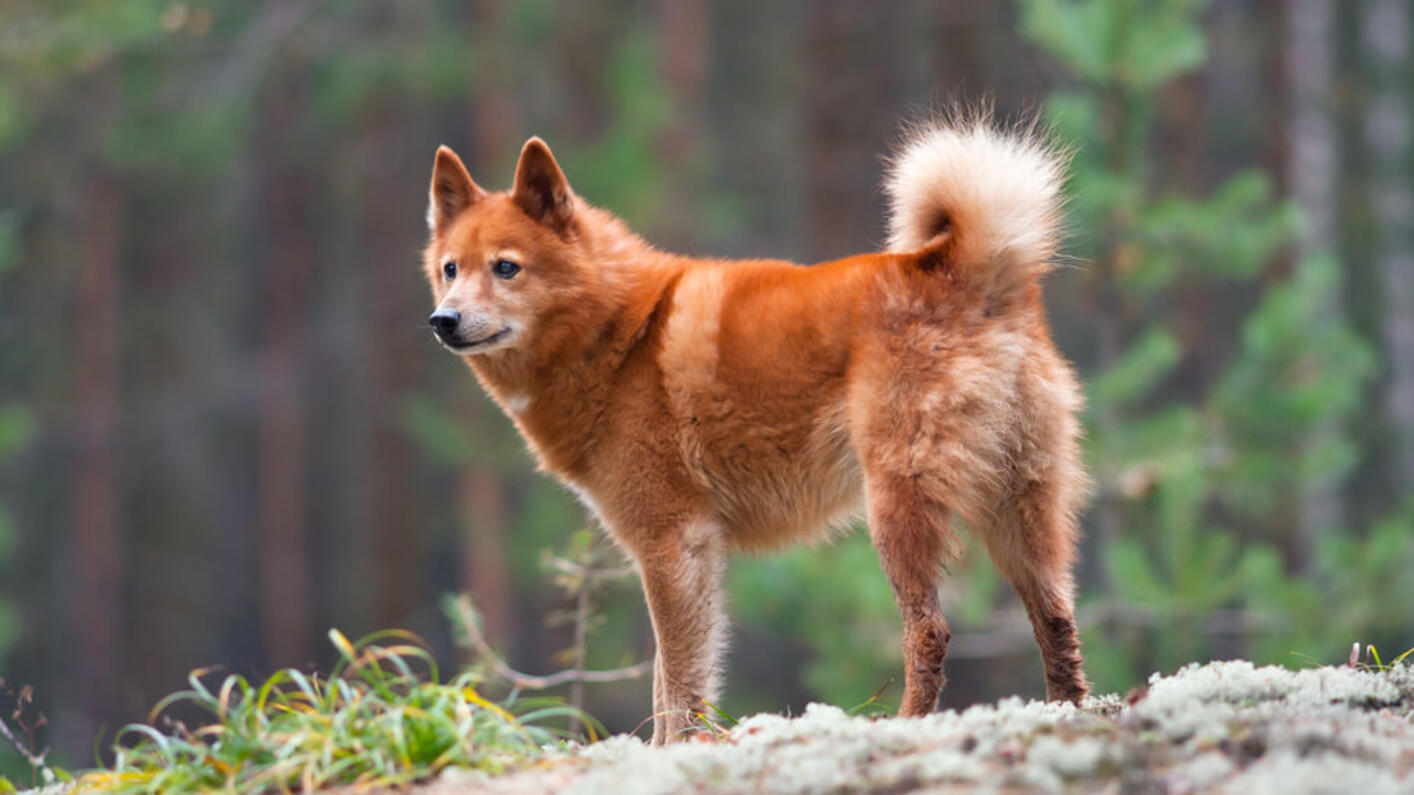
<box><xmin>448</xmin><ymin>594</ymin><xmax>652</xmax><ymax>690</ymax></box>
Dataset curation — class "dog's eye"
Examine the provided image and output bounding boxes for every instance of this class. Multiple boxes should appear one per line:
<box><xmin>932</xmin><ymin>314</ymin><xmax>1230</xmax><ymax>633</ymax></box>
<box><xmin>443</xmin><ymin>261</ymin><xmax>457</xmax><ymax>280</ymax></box>
<box><xmin>492</xmin><ymin>259</ymin><xmax>521</xmax><ymax>279</ymax></box>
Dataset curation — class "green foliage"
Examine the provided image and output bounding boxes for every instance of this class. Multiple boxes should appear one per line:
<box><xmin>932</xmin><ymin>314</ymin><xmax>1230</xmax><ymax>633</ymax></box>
<box><xmin>1211</xmin><ymin>256</ymin><xmax>1376</xmax><ymax>515</ymax></box>
<box><xmin>1020</xmin><ymin>0</ymin><xmax>1384</xmax><ymax>690</ymax></box>
<box><xmin>399</xmin><ymin>394</ymin><xmax>525</xmax><ymax>470</ymax></box>
<box><xmin>729</xmin><ymin>534</ymin><xmax>901</xmax><ymax>707</ymax></box>
<box><xmin>728</xmin><ymin>532</ymin><xmax>1005</xmax><ymax>711</ymax></box>
<box><xmin>1020</xmin><ymin>0</ymin><xmax>1207</xmax><ymax>90</ymax></box>
<box><xmin>1135</xmin><ymin>174</ymin><xmax>1300</xmax><ymax>289</ymax></box>
<box><xmin>79</xmin><ymin>630</ymin><xmax>584</xmax><ymax>793</ymax></box>
<box><xmin>0</xmin><ymin>79</ymin><xmax>26</xmax><ymax>153</ymax></box>
<box><xmin>1243</xmin><ymin>500</ymin><xmax>1414</xmax><ymax>665</ymax></box>
<box><xmin>557</xmin><ymin>29</ymin><xmax>673</xmax><ymax>228</ymax></box>
<box><xmin>0</xmin><ymin>214</ymin><xmax>17</xmax><ymax>277</ymax></box>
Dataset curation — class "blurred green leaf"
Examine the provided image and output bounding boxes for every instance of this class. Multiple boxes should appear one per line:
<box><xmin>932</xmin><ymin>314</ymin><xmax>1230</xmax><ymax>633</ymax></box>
<box><xmin>1104</xmin><ymin>537</ymin><xmax>1166</xmax><ymax>604</ymax></box>
<box><xmin>0</xmin><ymin>406</ymin><xmax>37</xmax><ymax>458</ymax></box>
<box><xmin>1121</xmin><ymin>2</ymin><xmax>1207</xmax><ymax>88</ymax></box>
<box><xmin>0</xmin><ymin>602</ymin><xmax>17</xmax><ymax>662</ymax></box>
<box><xmin>0</xmin><ymin>508</ymin><xmax>14</xmax><ymax>559</ymax></box>
<box><xmin>399</xmin><ymin>396</ymin><xmax>473</xmax><ymax>466</ymax></box>
<box><xmin>1021</xmin><ymin>0</ymin><xmax>1115</xmax><ymax>84</ymax></box>
<box><xmin>1088</xmin><ymin>327</ymin><xmax>1182</xmax><ymax>413</ymax></box>
<box><xmin>1022</xmin><ymin>0</ymin><xmax>1208</xmax><ymax>89</ymax></box>
<box><xmin>0</xmin><ymin>79</ymin><xmax>30</xmax><ymax>152</ymax></box>
<box><xmin>0</xmin><ymin>213</ymin><xmax>19</xmax><ymax>277</ymax></box>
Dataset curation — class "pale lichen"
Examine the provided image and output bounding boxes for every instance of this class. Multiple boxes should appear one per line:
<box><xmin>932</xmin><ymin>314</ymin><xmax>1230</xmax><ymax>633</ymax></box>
<box><xmin>422</xmin><ymin>660</ymin><xmax>1414</xmax><ymax>794</ymax></box>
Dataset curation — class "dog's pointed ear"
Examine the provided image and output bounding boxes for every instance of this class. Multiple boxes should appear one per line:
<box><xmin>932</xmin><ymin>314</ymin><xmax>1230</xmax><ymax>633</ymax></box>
<box><xmin>512</xmin><ymin>137</ymin><xmax>574</xmax><ymax>229</ymax></box>
<box><xmin>428</xmin><ymin>145</ymin><xmax>484</xmax><ymax>233</ymax></box>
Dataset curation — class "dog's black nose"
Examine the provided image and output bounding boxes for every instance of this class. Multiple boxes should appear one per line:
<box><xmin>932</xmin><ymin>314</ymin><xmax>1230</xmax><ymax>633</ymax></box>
<box><xmin>428</xmin><ymin>309</ymin><xmax>460</xmax><ymax>338</ymax></box>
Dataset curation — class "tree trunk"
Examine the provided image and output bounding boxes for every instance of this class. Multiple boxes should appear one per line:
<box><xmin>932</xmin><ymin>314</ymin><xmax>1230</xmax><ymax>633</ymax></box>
<box><xmin>460</xmin><ymin>468</ymin><xmax>511</xmax><ymax>647</ymax></box>
<box><xmin>656</xmin><ymin>0</ymin><xmax>709</xmax><ymax>249</ymax></box>
<box><xmin>929</xmin><ymin>0</ymin><xmax>990</xmax><ymax>103</ymax></box>
<box><xmin>1287</xmin><ymin>0</ymin><xmax>1343</xmax><ymax>563</ymax></box>
<box><xmin>1362</xmin><ymin>0</ymin><xmax>1414</xmax><ymax>489</ymax></box>
<box><xmin>73</xmin><ymin>166</ymin><xmax>122</xmax><ymax>724</ymax></box>
<box><xmin>1262</xmin><ymin>0</ymin><xmax>1291</xmax><ymax>198</ymax></box>
<box><xmin>802</xmin><ymin>0</ymin><xmax>850</xmax><ymax>261</ymax></box>
<box><xmin>471</xmin><ymin>0</ymin><xmax>516</xmax><ymax>172</ymax></box>
<box><xmin>360</xmin><ymin>101</ymin><xmax>423</xmax><ymax>630</ymax></box>
<box><xmin>256</xmin><ymin>65</ymin><xmax>314</xmax><ymax>666</ymax></box>
<box><xmin>802</xmin><ymin>0</ymin><xmax>902</xmax><ymax>261</ymax></box>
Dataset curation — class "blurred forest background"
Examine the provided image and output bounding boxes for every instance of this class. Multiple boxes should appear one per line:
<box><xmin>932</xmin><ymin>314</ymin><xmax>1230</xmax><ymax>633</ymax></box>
<box><xmin>2</xmin><ymin>0</ymin><xmax>1413</xmax><ymax>774</ymax></box>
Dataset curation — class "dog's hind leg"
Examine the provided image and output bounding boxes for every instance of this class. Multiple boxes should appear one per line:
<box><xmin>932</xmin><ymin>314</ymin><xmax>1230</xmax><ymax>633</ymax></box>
<box><xmin>981</xmin><ymin>478</ymin><xmax>1089</xmax><ymax>703</ymax></box>
<box><xmin>864</xmin><ymin>475</ymin><xmax>957</xmax><ymax>716</ymax></box>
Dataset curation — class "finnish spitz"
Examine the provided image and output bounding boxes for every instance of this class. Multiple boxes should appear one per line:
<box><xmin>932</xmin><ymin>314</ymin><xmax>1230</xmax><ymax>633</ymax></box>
<box><xmin>422</xmin><ymin>116</ymin><xmax>1090</xmax><ymax>743</ymax></box>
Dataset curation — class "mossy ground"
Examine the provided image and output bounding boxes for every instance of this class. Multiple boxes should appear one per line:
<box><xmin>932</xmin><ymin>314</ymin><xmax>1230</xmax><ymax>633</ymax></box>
<box><xmin>413</xmin><ymin>660</ymin><xmax>1414</xmax><ymax>795</ymax></box>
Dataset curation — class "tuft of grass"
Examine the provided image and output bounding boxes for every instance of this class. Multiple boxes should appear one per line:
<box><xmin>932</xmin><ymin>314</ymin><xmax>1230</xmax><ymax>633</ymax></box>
<box><xmin>1357</xmin><ymin>643</ymin><xmax>1414</xmax><ymax>672</ymax></box>
<box><xmin>78</xmin><ymin>629</ymin><xmax>593</xmax><ymax>793</ymax></box>
<box><xmin>695</xmin><ymin>701</ymin><xmax>738</xmax><ymax>740</ymax></box>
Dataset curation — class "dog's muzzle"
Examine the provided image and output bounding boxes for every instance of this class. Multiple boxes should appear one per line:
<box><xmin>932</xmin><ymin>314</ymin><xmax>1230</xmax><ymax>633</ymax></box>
<box><xmin>429</xmin><ymin>309</ymin><xmax>512</xmax><ymax>352</ymax></box>
<box><xmin>429</xmin><ymin>309</ymin><xmax>461</xmax><ymax>342</ymax></box>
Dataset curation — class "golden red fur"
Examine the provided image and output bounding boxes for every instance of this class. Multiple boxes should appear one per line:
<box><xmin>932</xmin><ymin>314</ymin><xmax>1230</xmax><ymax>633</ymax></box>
<box><xmin>422</xmin><ymin>117</ymin><xmax>1090</xmax><ymax>743</ymax></box>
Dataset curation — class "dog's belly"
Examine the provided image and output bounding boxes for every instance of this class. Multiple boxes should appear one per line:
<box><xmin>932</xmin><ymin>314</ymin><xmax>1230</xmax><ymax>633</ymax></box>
<box><xmin>688</xmin><ymin>404</ymin><xmax>865</xmax><ymax>552</ymax></box>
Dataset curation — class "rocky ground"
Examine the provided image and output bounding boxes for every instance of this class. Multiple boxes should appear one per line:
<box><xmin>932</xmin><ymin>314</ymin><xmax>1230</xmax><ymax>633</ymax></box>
<box><xmin>412</xmin><ymin>660</ymin><xmax>1414</xmax><ymax>794</ymax></box>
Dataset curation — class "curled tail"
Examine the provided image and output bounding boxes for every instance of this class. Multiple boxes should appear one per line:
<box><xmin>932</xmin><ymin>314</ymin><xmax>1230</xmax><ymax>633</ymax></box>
<box><xmin>884</xmin><ymin>115</ymin><xmax>1067</xmax><ymax>308</ymax></box>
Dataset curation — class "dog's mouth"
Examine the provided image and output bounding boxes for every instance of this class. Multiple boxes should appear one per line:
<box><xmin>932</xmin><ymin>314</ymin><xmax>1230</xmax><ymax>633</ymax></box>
<box><xmin>442</xmin><ymin>326</ymin><xmax>513</xmax><ymax>353</ymax></box>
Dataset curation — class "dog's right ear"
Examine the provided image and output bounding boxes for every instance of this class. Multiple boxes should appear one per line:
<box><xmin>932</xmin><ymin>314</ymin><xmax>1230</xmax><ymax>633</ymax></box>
<box><xmin>428</xmin><ymin>146</ymin><xmax>485</xmax><ymax>233</ymax></box>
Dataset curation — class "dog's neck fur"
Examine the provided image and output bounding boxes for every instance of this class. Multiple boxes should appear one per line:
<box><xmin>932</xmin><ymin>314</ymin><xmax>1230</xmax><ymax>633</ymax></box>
<box><xmin>464</xmin><ymin>203</ymin><xmax>681</xmax><ymax>478</ymax></box>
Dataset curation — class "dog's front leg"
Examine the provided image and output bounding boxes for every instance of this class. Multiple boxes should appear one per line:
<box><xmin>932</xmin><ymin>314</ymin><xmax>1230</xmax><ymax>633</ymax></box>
<box><xmin>634</xmin><ymin>518</ymin><xmax>728</xmax><ymax>744</ymax></box>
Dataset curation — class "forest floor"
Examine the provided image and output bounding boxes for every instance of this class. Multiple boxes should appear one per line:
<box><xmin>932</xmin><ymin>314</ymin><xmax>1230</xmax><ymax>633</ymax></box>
<box><xmin>396</xmin><ymin>660</ymin><xmax>1414</xmax><ymax>795</ymax></box>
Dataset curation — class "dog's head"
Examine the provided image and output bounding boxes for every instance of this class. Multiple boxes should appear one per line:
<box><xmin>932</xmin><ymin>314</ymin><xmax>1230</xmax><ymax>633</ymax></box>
<box><xmin>422</xmin><ymin>138</ymin><xmax>590</xmax><ymax>357</ymax></box>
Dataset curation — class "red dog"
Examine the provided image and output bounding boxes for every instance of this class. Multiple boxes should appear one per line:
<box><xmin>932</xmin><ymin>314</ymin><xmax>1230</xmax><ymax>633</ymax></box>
<box><xmin>422</xmin><ymin>116</ymin><xmax>1090</xmax><ymax>743</ymax></box>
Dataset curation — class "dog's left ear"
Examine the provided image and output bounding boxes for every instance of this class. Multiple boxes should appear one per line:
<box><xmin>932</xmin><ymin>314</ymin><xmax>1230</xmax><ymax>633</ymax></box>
<box><xmin>512</xmin><ymin>137</ymin><xmax>574</xmax><ymax>230</ymax></box>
